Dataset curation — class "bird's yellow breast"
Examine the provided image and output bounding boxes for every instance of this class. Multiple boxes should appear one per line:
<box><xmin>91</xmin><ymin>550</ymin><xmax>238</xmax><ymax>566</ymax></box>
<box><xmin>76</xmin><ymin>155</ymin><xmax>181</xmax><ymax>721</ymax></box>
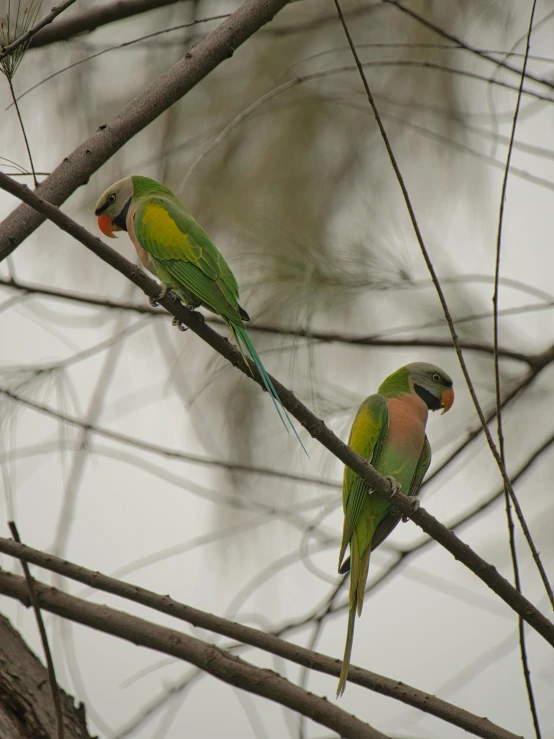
<box><xmin>141</xmin><ymin>203</ymin><xmax>190</xmax><ymax>250</ymax></box>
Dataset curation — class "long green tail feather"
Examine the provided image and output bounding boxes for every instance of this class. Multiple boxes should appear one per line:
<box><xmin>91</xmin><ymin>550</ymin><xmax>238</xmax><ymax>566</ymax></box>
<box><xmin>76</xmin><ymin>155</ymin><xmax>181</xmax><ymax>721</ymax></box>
<box><xmin>337</xmin><ymin>606</ymin><xmax>356</xmax><ymax>697</ymax></box>
<box><xmin>230</xmin><ymin>323</ymin><xmax>308</xmax><ymax>455</ymax></box>
<box><xmin>337</xmin><ymin>537</ymin><xmax>372</xmax><ymax>697</ymax></box>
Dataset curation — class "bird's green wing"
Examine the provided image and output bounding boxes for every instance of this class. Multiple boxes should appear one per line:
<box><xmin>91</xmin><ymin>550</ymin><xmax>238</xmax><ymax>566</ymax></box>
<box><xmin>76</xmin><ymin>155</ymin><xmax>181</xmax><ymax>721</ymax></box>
<box><xmin>370</xmin><ymin>434</ymin><xmax>431</xmax><ymax>552</ymax></box>
<box><xmin>338</xmin><ymin>394</ymin><xmax>389</xmax><ymax>569</ymax></box>
<box><xmin>133</xmin><ymin>195</ymin><xmax>242</xmax><ymax>324</ymax></box>
<box><xmin>408</xmin><ymin>435</ymin><xmax>431</xmax><ymax>498</ymax></box>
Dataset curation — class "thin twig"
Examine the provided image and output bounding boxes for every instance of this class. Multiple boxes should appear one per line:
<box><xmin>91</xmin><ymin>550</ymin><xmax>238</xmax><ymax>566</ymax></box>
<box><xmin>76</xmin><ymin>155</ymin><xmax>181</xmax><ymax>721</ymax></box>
<box><xmin>331</xmin><ymin>0</ymin><xmax>554</xmax><ymax>609</ymax></box>
<box><xmin>11</xmin><ymin>13</ymin><xmax>230</xmax><ymax>107</ymax></box>
<box><xmin>381</xmin><ymin>0</ymin><xmax>554</xmax><ymax>93</ymax></box>
<box><xmin>27</xmin><ymin>0</ymin><xmax>375</xmax><ymax>47</ymax></box>
<box><xmin>7</xmin><ymin>77</ymin><xmax>38</xmax><ymax>187</ymax></box>
<box><xmin>176</xmin><ymin>58</ymin><xmax>554</xmax><ymax>190</ymax></box>
<box><xmin>0</xmin><ymin>0</ymin><xmax>78</xmax><ymax>60</ymax></box>
<box><xmin>8</xmin><ymin>521</ymin><xmax>65</xmax><ymax>739</ymax></box>
<box><xmin>29</xmin><ymin>0</ymin><xmax>188</xmax><ymax>48</ymax></box>
<box><xmin>493</xmin><ymin>1</ymin><xmax>537</xmax><ymax>495</ymax></box>
<box><xmin>0</xmin><ymin>276</ymin><xmax>536</xmax><ymax>364</ymax></box>
<box><xmin>0</xmin><ymin>383</ymin><xmax>335</xmax><ymax>489</ymax></box>
<box><xmin>492</xmin><ymin>3</ymin><xmax>543</xmax><ymax>737</ymax></box>
<box><xmin>0</xmin><ymin>170</ymin><xmax>49</xmax><ymax>176</ymax></box>
<box><xmin>52</xmin><ymin>288</ymin><xmax>133</xmax><ymax>557</ymax></box>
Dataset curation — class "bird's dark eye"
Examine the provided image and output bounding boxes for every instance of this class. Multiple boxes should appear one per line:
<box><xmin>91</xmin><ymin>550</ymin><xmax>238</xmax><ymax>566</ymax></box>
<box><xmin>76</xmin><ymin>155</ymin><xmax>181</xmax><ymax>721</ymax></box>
<box><xmin>107</xmin><ymin>193</ymin><xmax>116</xmax><ymax>204</ymax></box>
<box><xmin>432</xmin><ymin>373</ymin><xmax>441</xmax><ymax>383</ymax></box>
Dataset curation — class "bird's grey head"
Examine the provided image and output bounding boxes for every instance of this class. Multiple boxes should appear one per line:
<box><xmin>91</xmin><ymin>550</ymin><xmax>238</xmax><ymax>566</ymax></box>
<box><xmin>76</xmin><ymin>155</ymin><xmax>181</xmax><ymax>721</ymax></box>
<box><xmin>405</xmin><ymin>362</ymin><xmax>454</xmax><ymax>414</ymax></box>
<box><xmin>94</xmin><ymin>177</ymin><xmax>134</xmax><ymax>238</ymax></box>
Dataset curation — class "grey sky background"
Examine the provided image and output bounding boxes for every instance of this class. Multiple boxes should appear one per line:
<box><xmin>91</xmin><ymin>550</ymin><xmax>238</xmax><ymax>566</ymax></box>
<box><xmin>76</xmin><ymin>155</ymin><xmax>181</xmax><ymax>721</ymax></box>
<box><xmin>0</xmin><ymin>1</ymin><xmax>553</xmax><ymax>737</ymax></box>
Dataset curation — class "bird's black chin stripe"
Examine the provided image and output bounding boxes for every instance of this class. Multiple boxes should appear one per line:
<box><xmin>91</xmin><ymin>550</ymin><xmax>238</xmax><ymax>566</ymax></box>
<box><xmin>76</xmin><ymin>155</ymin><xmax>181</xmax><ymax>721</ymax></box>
<box><xmin>414</xmin><ymin>383</ymin><xmax>442</xmax><ymax>411</ymax></box>
<box><xmin>113</xmin><ymin>197</ymin><xmax>131</xmax><ymax>232</ymax></box>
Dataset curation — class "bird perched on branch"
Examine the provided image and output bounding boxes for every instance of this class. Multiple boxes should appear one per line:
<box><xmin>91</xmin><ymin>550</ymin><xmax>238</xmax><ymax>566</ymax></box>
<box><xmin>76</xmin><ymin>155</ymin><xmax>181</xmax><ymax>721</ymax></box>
<box><xmin>95</xmin><ymin>175</ymin><xmax>305</xmax><ymax>451</ymax></box>
<box><xmin>336</xmin><ymin>362</ymin><xmax>454</xmax><ymax>696</ymax></box>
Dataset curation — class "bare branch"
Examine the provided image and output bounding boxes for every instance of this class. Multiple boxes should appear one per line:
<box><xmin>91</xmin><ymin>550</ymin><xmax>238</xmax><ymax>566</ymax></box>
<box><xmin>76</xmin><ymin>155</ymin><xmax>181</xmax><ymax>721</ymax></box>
<box><xmin>27</xmin><ymin>0</ymin><xmax>378</xmax><ymax>48</ymax></box>
<box><xmin>0</xmin><ymin>547</ymin><xmax>524</xmax><ymax>739</ymax></box>
<box><xmin>382</xmin><ymin>0</ymin><xmax>554</xmax><ymax>93</ymax></box>
<box><xmin>0</xmin><ymin>276</ymin><xmax>535</xmax><ymax>364</ymax></box>
<box><xmin>7</xmin><ymin>522</ymin><xmax>64</xmax><ymax>739</ymax></box>
<box><xmin>0</xmin><ymin>173</ymin><xmax>553</xmax><ymax>650</ymax></box>
<box><xmin>5</xmin><ymin>77</ymin><xmax>38</xmax><ymax>187</ymax></box>
<box><xmin>13</xmin><ymin>14</ymin><xmax>230</xmax><ymax>107</ymax></box>
<box><xmin>0</xmin><ymin>383</ymin><xmax>336</xmax><ymax>490</ymax></box>
<box><xmin>29</xmin><ymin>0</ymin><xmax>186</xmax><ymax>48</ymax></box>
<box><xmin>0</xmin><ymin>569</ymin><xmax>389</xmax><ymax>739</ymax></box>
<box><xmin>492</xmin><ymin>3</ymin><xmax>544</xmax><ymax>736</ymax></box>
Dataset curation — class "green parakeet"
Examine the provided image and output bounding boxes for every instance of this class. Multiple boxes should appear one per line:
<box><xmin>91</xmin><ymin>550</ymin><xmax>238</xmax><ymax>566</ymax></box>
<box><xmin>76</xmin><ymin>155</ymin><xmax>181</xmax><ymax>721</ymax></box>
<box><xmin>336</xmin><ymin>362</ymin><xmax>454</xmax><ymax>696</ymax></box>
<box><xmin>95</xmin><ymin>175</ymin><xmax>305</xmax><ymax>450</ymax></box>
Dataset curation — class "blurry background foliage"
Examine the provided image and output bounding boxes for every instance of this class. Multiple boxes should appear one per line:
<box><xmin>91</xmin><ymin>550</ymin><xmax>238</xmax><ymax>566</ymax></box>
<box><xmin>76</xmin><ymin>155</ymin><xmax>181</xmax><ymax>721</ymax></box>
<box><xmin>1</xmin><ymin>0</ymin><xmax>554</xmax><ymax>738</ymax></box>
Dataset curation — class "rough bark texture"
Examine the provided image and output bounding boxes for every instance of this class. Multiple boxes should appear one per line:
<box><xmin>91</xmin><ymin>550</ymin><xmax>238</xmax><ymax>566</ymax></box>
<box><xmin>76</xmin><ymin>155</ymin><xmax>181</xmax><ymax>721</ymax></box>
<box><xmin>0</xmin><ymin>613</ymin><xmax>94</xmax><ymax>739</ymax></box>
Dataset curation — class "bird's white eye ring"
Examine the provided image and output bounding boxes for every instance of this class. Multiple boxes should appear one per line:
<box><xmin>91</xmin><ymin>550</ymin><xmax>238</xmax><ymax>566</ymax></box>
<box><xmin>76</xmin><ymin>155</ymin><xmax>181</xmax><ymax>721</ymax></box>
<box><xmin>107</xmin><ymin>193</ymin><xmax>116</xmax><ymax>204</ymax></box>
<box><xmin>432</xmin><ymin>373</ymin><xmax>441</xmax><ymax>382</ymax></box>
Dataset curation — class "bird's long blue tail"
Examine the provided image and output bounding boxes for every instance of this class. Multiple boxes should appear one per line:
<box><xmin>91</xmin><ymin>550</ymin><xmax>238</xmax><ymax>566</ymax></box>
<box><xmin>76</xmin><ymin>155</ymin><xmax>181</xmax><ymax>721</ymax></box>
<box><xmin>231</xmin><ymin>324</ymin><xmax>308</xmax><ymax>456</ymax></box>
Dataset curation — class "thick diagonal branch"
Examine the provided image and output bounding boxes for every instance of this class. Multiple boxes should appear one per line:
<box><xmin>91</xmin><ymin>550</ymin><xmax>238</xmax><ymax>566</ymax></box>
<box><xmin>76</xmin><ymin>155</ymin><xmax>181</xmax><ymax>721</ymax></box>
<box><xmin>0</xmin><ymin>174</ymin><xmax>553</xmax><ymax>650</ymax></box>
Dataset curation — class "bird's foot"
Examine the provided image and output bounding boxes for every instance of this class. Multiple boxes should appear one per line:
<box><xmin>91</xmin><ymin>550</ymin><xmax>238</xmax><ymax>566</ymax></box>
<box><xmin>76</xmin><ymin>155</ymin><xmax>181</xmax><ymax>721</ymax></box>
<box><xmin>171</xmin><ymin>316</ymin><xmax>188</xmax><ymax>332</ymax></box>
<box><xmin>384</xmin><ymin>476</ymin><xmax>417</xmax><ymax>520</ymax></box>
<box><xmin>149</xmin><ymin>284</ymin><xmax>169</xmax><ymax>308</ymax></box>
<box><xmin>384</xmin><ymin>475</ymin><xmax>402</xmax><ymax>498</ymax></box>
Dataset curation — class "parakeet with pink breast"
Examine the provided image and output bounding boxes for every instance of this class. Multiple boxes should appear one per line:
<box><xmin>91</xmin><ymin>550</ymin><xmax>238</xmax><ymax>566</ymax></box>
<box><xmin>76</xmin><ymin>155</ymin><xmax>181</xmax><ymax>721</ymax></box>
<box><xmin>336</xmin><ymin>362</ymin><xmax>454</xmax><ymax>696</ymax></box>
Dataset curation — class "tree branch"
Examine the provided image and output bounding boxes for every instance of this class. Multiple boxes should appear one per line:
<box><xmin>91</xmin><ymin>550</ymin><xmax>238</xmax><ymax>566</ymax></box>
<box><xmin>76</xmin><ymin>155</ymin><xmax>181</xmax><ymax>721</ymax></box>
<box><xmin>29</xmin><ymin>0</ymin><xmax>187</xmax><ymax>48</ymax></box>
<box><xmin>382</xmin><ymin>0</ymin><xmax>554</xmax><ymax>93</ymax></box>
<box><xmin>491</xmin><ymin>2</ymin><xmax>545</xmax><ymax>737</ymax></box>
<box><xmin>0</xmin><ymin>0</ymin><xmax>291</xmax><ymax>262</ymax></box>
<box><xmin>0</xmin><ymin>570</ymin><xmax>389</xmax><ymax>739</ymax></box>
<box><xmin>7</xmin><ymin>522</ymin><xmax>64</xmax><ymax>739</ymax></box>
<box><xmin>0</xmin><ymin>173</ymin><xmax>553</xmax><ymax>650</ymax></box>
<box><xmin>0</xmin><ymin>614</ymin><xmax>94</xmax><ymax>739</ymax></box>
<box><xmin>0</xmin><ymin>276</ymin><xmax>535</xmax><ymax>365</ymax></box>
<box><xmin>0</xmin><ymin>383</ymin><xmax>337</xmax><ymax>491</ymax></box>
<box><xmin>0</xmin><ymin>556</ymin><xmax>522</xmax><ymax>739</ymax></box>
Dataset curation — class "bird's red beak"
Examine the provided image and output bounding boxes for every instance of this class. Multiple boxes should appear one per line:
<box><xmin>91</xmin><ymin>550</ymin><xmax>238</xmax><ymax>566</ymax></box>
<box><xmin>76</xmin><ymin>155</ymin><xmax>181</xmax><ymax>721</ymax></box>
<box><xmin>97</xmin><ymin>214</ymin><xmax>117</xmax><ymax>238</ymax></box>
<box><xmin>440</xmin><ymin>387</ymin><xmax>454</xmax><ymax>414</ymax></box>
